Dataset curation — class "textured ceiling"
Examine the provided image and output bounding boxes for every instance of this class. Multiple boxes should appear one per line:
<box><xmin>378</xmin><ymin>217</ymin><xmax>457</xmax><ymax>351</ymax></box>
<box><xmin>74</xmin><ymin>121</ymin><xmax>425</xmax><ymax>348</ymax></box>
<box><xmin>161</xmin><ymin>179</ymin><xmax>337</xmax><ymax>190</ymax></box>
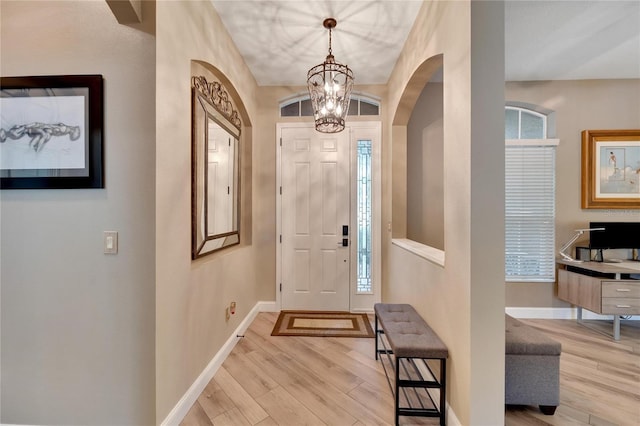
<box><xmin>211</xmin><ymin>0</ymin><xmax>640</xmax><ymax>86</ymax></box>
<box><xmin>211</xmin><ymin>0</ymin><xmax>423</xmax><ymax>86</ymax></box>
<box><xmin>505</xmin><ymin>1</ymin><xmax>640</xmax><ymax>81</ymax></box>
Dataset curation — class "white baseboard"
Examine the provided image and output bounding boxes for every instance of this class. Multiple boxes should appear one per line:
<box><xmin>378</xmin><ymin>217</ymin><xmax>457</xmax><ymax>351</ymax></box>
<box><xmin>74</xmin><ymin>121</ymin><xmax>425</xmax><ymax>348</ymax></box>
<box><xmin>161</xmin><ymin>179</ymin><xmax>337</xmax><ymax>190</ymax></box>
<box><xmin>506</xmin><ymin>306</ymin><xmax>638</xmax><ymax>320</ymax></box>
<box><xmin>447</xmin><ymin>404</ymin><xmax>462</xmax><ymax>426</ymax></box>
<box><xmin>255</xmin><ymin>300</ymin><xmax>278</xmax><ymax>312</ymax></box>
<box><xmin>350</xmin><ymin>308</ymin><xmax>374</xmax><ymax>314</ymax></box>
<box><xmin>160</xmin><ymin>300</ymin><xmax>276</xmax><ymax>426</ymax></box>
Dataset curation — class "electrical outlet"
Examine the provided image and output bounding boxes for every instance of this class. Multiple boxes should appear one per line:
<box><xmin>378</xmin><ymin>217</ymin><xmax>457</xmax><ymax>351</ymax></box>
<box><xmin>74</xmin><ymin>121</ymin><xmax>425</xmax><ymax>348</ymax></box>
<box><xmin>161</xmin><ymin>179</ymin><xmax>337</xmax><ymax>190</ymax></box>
<box><xmin>225</xmin><ymin>307</ymin><xmax>230</xmax><ymax>321</ymax></box>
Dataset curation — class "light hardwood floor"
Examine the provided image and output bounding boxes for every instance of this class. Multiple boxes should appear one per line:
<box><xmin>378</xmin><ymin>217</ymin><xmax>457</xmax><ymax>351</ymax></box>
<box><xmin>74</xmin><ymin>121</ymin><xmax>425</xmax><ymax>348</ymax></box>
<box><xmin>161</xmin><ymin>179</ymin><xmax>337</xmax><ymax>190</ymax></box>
<box><xmin>180</xmin><ymin>312</ymin><xmax>640</xmax><ymax>426</ymax></box>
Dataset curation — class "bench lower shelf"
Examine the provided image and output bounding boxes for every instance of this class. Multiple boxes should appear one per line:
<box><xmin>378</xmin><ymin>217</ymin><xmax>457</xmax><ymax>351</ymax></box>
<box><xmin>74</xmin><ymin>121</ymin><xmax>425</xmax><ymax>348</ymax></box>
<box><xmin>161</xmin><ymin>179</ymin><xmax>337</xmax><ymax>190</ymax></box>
<box><xmin>375</xmin><ymin>320</ymin><xmax>447</xmax><ymax>425</ymax></box>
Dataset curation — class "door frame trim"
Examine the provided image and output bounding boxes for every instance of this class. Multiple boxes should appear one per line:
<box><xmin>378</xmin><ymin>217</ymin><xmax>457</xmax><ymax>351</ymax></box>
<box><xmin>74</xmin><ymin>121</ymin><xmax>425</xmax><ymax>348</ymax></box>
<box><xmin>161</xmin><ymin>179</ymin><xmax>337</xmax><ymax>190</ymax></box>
<box><xmin>276</xmin><ymin>122</ymin><xmax>382</xmax><ymax>312</ymax></box>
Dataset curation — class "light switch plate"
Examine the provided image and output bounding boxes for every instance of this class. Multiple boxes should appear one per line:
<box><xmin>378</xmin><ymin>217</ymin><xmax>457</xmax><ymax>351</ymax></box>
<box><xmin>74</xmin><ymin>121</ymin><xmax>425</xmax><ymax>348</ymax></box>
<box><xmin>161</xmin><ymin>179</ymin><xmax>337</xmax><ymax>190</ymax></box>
<box><xmin>104</xmin><ymin>231</ymin><xmax>118</xmax><ymax>254</ymax></box>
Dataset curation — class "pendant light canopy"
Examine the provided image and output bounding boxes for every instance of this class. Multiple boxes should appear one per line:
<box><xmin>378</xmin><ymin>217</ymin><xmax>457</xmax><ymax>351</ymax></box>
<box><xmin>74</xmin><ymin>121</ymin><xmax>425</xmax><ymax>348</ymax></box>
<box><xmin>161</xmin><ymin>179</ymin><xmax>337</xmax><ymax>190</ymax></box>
<box><xmin>307</xmin><ymin>18</ymin><xmax>354</xmax><ymax>133</ymax></box>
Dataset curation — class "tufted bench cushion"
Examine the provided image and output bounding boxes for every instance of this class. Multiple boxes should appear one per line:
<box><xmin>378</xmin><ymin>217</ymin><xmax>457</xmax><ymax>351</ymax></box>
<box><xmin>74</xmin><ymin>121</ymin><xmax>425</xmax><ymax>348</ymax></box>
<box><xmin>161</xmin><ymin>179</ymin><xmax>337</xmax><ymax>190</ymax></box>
<box><xmin>375</xmin><ymin>303</ymin><xmax>448</xmax><ymax>359</ymax></box>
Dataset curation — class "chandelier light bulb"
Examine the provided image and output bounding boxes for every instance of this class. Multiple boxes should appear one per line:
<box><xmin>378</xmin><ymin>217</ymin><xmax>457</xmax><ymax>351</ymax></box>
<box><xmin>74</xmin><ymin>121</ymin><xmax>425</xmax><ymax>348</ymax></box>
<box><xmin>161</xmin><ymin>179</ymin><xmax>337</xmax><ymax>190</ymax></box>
<box><xmin>326</xmin><ymin>99</ymin><xmax>334</xmax><ymax>110</ymax></box>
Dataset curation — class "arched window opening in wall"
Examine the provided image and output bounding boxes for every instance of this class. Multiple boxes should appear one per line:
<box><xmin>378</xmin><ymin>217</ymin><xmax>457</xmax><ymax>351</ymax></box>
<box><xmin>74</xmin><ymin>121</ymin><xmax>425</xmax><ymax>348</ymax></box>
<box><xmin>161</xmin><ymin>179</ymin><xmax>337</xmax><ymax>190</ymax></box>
<box><xmin>505</xmin><ymin>103</ymin><xmax>559</xmax><ymax>282</ymax></box>
<box><xmin>389</xmin><ymin>54</ymin><xmax>444</xmax><ymax>265</ymax></box>
<box><xmin>406</xmin><ymin>66</ymin><xmax>444</xmax><ymax>250</ymax></box>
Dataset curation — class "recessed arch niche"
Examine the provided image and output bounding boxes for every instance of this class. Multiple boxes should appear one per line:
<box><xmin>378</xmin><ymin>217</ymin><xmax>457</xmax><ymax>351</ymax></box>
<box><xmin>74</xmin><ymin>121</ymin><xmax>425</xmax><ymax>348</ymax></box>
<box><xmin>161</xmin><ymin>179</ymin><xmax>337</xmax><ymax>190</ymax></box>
<box><xmin>391</xmin><ymin>54</ymin><xmax>445</xmax><ymax>253</ymax></box>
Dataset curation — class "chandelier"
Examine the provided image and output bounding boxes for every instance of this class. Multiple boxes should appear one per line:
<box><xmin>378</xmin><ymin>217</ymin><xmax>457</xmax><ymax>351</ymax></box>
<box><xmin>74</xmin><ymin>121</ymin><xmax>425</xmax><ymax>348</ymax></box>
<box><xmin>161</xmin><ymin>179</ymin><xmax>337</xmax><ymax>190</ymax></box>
<box><xmin>307</xmin><ymin>18</ymin><xmax>354</xmax><ymax>133</ymax></box>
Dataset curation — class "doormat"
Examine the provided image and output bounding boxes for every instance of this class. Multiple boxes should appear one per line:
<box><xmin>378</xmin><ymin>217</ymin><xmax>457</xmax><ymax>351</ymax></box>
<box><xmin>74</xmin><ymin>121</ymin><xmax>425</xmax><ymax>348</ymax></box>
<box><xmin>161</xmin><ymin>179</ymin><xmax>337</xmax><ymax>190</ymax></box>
<box><xmin>271</xmin><ymin>311</ymin><xmax>375</xmax><ymax>338</ymax></box>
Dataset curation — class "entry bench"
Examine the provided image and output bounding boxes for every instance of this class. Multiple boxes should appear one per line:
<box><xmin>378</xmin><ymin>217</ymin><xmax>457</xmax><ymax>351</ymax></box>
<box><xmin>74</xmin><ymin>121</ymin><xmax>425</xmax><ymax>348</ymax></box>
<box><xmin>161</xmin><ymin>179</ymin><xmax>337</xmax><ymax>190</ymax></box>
<box><xmin>505</xmin><ymin>314</ymin><xmax>561</xmax><ymax>415</ymax></box>
<box><xmin>374</xmin><ymin>303</ymin><xmax>448</xmax><ymax>426</ymax></box>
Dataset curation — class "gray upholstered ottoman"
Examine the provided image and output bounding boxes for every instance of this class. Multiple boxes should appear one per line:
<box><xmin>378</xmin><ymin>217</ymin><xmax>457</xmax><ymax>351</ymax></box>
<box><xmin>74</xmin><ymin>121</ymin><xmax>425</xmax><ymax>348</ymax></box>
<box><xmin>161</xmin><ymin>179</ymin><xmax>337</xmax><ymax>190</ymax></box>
<box><xmin>505</xmin><ymin>314</ymin><xmax>561</xmax><ymax>415</ymax></box>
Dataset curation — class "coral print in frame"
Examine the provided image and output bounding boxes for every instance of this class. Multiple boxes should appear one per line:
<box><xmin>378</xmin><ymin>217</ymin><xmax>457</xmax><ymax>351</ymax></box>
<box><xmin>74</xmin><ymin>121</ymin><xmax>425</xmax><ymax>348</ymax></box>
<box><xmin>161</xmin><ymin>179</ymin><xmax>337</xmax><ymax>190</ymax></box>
<box><xmin>581</xmin><ymin>129</ymin><xmax>640</xmax><ymax>209</ymax></box>
<box><xmin>0</xmin><ymin>75</ymin><xmax>103</xmax><ymax>189</ymax></box>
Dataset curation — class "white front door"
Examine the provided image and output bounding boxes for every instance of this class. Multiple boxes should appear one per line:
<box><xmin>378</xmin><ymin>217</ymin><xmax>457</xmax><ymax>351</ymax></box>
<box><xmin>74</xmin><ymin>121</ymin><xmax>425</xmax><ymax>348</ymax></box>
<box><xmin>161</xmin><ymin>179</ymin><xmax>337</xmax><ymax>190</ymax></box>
<box><xmin>279</xmin><ymin>125</ymin><xmax>351</xmax><ymax>311</ymax></box>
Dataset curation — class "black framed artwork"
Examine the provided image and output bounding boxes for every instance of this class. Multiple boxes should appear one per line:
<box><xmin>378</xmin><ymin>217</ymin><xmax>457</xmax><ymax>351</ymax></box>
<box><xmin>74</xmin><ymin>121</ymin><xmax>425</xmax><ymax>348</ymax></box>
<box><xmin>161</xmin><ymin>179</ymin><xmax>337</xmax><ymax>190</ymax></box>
<box><xmin>0</xmin><ymin>74</ymin><xmax>104</xmax><ymax>189</ymax></box>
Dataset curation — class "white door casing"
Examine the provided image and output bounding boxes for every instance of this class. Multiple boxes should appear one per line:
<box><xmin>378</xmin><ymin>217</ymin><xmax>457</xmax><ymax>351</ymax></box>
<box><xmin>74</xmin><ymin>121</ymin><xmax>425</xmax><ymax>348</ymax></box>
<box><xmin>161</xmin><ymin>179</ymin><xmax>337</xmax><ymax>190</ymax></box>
<box><xmin>277</xmin><ymin>122</ymin><xmax>382</xmax><ymax>313</ymax></box>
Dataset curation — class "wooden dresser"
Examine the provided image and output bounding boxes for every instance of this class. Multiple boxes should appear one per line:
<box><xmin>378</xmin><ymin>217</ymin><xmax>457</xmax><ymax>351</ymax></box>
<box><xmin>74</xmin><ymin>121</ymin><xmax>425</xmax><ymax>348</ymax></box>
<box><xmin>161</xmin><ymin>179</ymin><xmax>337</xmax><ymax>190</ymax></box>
<box><xmin>557</xmin><ymin>260</ymin><xmax>640</xmax><ymax>340</ymax></box>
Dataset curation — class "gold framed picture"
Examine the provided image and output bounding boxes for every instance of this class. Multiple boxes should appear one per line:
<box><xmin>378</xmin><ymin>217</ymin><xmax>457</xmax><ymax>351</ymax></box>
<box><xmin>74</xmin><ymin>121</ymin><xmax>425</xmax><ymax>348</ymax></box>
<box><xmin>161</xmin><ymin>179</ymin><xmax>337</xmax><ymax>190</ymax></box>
<box><xmin>581</xmin><ymin>129</ymin><xmax>640</xmax><ymax>209</ymax></box>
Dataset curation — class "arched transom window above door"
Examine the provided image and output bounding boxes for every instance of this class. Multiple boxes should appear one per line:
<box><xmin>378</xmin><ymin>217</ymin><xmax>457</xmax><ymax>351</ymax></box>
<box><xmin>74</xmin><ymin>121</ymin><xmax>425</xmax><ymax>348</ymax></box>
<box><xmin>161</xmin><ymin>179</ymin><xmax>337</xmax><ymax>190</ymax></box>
<box><xmin>279</xmin><ymin>93</ymin><xmax>380</xmax><ymax>117</ymax></box>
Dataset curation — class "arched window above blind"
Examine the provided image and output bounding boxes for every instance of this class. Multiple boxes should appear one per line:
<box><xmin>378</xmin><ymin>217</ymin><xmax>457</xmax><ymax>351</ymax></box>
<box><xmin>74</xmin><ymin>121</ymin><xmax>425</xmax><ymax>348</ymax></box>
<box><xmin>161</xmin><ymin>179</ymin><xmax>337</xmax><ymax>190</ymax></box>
<box><xmin>506</xmin><ymin>106</ymin><xmax>546</xmax><ymax>139</ymax></box>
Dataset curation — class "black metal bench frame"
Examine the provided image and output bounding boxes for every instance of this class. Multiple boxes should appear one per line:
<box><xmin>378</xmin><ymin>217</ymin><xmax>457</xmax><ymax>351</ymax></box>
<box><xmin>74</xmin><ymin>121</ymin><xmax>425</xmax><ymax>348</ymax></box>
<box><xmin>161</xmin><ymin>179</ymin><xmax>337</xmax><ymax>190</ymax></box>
<box><xmin>375</xmin><ymin>312</ymin><xmax>447</xmax><ymax>426</ymax></box>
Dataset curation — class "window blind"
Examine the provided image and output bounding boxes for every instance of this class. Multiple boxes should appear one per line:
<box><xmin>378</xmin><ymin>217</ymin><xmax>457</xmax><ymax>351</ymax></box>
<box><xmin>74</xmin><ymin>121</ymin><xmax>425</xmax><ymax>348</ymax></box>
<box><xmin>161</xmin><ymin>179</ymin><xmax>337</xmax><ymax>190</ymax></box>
<box><xmin>505</xmin><ymin>143</ymin><xmax>556</xmax><ymax>282</ymax></box>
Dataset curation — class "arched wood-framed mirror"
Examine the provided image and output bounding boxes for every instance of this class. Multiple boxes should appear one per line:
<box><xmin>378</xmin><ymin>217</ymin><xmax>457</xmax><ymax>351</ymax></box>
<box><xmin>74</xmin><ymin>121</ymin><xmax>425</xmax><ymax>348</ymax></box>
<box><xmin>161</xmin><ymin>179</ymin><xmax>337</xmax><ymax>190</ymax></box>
<box><xmin>191</xmin><ymin>75</ymin><xmax>241</xmax><ymax>259</ymax></box>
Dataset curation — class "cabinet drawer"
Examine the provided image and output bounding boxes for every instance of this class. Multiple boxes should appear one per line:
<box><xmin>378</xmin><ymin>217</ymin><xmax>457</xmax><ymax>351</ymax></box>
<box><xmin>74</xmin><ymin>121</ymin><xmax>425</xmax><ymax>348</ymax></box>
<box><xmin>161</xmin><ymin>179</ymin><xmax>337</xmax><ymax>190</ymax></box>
<box><xmin>601</xmin><ymin>298</ymin><xmax>640</xmax><ymax>315</ymax></box>
<box><xmin>557</xmin><ymin>269</ymin><xmax>601</xmax><ymax>313</ymax></box>
<box><xmin>602</xmin><ymin>281</ymin><xmax>640</xmax><ymax>298</ymax></box>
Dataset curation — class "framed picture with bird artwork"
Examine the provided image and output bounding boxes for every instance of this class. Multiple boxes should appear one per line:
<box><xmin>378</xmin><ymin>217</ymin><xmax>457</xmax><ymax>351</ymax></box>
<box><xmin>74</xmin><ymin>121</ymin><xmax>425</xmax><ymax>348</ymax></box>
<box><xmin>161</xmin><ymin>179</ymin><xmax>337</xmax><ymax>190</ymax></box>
<box><xmin>581</xmin><ymin>129</ymin><xmax>640</xmax><ymax>209</ymax></box>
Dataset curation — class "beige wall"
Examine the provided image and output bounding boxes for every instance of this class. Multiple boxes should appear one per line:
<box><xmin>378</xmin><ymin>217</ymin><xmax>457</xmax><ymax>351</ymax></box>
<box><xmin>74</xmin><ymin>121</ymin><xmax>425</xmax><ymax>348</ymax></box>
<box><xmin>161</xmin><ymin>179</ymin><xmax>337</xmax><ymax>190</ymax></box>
<box><xmin>385</xmin><ymin>1</ymin><xmax>505</xmax><ymax>424</ymax></box>
<box><xmin>505</xmin><ymin>79</ymin><xmax>640</xmax><ymax>307</ymax></box>
<box><xmin>0</xmin><ymin>1</ymin><xmax>156</xmax><ymax>424</ymax></box>
<box><xmin>155</xmin><ymin>1</ymin><xmax>276</xmax><ymax>421</ymax></box>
